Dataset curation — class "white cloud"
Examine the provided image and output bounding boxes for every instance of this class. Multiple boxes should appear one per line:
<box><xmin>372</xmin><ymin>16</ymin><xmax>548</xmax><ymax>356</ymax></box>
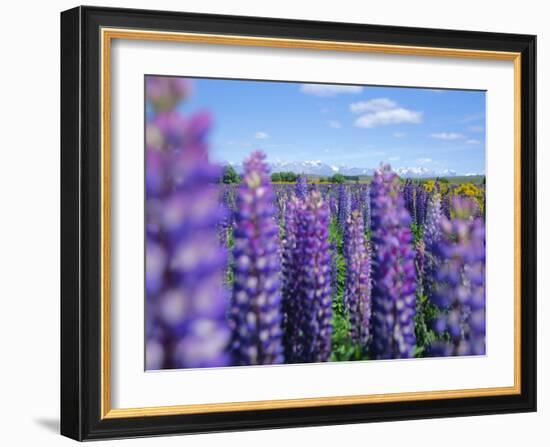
<box><xmin>254</xmin><ymin>131</ymin><xmax>269</xmax><ymax>139</ymax></box>
<box><xmin>393</xmin><ymin>131</ymin><xmax>407</xmax><ymax>138</ymax></box>
<box><xmin>388</xmin><ymin>156</ymin><xmax>401</xmax><ymax>161</ymax></box>
<box><xmin>350</xmin><ymin>98</ymin><xmax>397</xmax><ymax>113</ymax></box>
<box><xmin>300</xmin><ymin>84</ymin><xmax>363</xmax><ymax>97</ymax></box>
<box><xmin>355</xmin><ymin>108</ymin><xmax>423</xmax><ymax>128</ymax></box>
<box><xmin>417</xmin><ymin>158</ymin><xmax>432</xmax><ymax>164</ymax></box>
<box><xmin>466</xmin><ymin>139</ymin><xmax>481</xmax><ymax>145</ymax></box>
<box><xmin>328</xmin><ymin>120</ymin><xmax>342</xmax><ymax>129</ymax></box>
<box><xmin>350</xmin><ymin>98</ymin><xmax>422</xmax><ymax>129</ymax></box>
<box><xmin>430</xmin><ymin>132</ymin><xmax>463</xmax><ymax>140</ymax></box>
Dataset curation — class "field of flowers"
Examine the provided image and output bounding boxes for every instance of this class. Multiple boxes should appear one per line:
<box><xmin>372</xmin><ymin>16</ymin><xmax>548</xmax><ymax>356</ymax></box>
<box><xmin>145</xmin><ymin>76</ymin><xmax>486</xmax><ymax>370</ymax></box>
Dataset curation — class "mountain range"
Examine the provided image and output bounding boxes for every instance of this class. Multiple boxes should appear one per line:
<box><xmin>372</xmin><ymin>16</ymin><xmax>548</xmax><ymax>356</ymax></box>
<box><xmin>227</xmin><ymin>160</ymin><xmax>477</xmax><ymax>179</ymax></box>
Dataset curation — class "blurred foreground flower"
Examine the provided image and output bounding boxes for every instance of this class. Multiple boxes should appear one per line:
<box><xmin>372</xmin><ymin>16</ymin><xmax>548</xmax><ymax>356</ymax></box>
<box><xmin>146</xmin><ymin>76</ymin><xmax>191</xmax><ymax>113</ymax></box>
<box><xmin>145</xmin><ymin>76</ymin><xmax>230</xmax><ymax>369</ymax></box>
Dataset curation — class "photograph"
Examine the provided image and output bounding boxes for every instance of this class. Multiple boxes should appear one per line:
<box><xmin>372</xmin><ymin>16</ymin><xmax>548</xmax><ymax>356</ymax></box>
<box><xmin>144</xmin><ymin>75</ymin><xmax>486</xmax><ymax>370</ymax></box>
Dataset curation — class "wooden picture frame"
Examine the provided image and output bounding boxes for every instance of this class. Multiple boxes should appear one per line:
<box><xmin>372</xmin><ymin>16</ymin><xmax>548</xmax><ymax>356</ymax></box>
<box><xmin>61</xmin><ymin>5</ymin><xmax>536</xmax><ymax>441</ymax></box>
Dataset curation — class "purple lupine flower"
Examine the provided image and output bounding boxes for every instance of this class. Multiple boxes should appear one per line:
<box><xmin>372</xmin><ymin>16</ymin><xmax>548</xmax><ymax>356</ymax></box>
<box><xmin>230</xmin><ymin>151</ymin><xmax>284</xmax><ymax>365</ymax></box>
<box><xmin>423</xmin><ymin>192</ymin><xmax>443</xmax><ymax>297</ymax></box>
<box><xmin>466</xmin><ymin>196</ymin><xmax>482</xmax><ymax>219</ymax></box>
<box><xmin>415</xmin><ymin>185</ymin><xmax>429</xmax><ymax>226</ymax></box>
<box><xmin>370</xmin><ymin>165</ymin><xmax>417</xmax><ymax>359</ymax></box>
<box><xmin>304</xmin><ymin>191</ymin><xmax>333</xmax><ymax>362</ymax></box>
<box><xmin>343</xmin><ymin>209</ymin><xmax>372</xmax><ymax>348</ymax></box>
<box><xmin>281</xmin><ymin>197</ymin><xmax>300</xmax><ymax>362</ymax></box>
<box><xmin>403</xmin><ymin>179</ymin><xmax>416</xmax><ymax>223</ymax></box>
<box><xmin>441</xmin><ymin>193</ymin><xmax>451</xmax><ymax>220</ymax></box>
<box><xmin>351</xmin><ymin>191</ymin><xmax>360</xmax><ymax>212</ymax></box>
<box><xmin>145</xmin><ymin>76</ymin><xmax>191</xmax><ymax>112</ymax></box>
<box><xmin>282</xmin><ymin>192</ymin><xmax>332</xmax><ymax>363</ymax></box>
<box><xmin>295</xmin><ymin>175</ymin><xmax>308</xmax><ymax>200</ymax></box>
<box><xmin>145</xmin><ymin>76</ymin><xmax>230</xmax><ymax>369</ymax></box>
<box><xmin>361</xmin><ymin>184</ymin><xmax>371</xmax><ymax>231</ymax></box>
<box><xmin>329</xmin><ymin>194</ymin><xmax>338</xmax><ymax>217</ymax></box>
<box><xmin>424</xmin><ymin>193</ymin><xmax>443</xmax><ymax>248</ymax></box>
<box><xmin>337</xmin><ymin>184</ymin><xmax>350</xmax><ymax>232</ymax></box>
<box><xmin>429</xmin><ymin>197</ymin><xmax>486</xmax><ymax>356</ymax></box>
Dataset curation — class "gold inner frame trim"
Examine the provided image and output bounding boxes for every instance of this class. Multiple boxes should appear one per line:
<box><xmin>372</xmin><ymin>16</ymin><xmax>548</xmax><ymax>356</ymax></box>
<box><xmin>100</xmin><ymin>27</ymin><xmax>522</xmax><ymax>419</ymax></box>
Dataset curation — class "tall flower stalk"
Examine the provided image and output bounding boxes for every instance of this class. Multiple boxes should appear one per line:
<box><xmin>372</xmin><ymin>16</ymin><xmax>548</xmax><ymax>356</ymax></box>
<box><xmin>403</xmin><ymin>179</ymin><xmax>416</xmax><ymax>223</ymax></box>
<box><xmin>429</xmin><ymin>197</ymin><xmax>486</xmax><ymax>356</ymax></box>
<box><xmin>441</xmin><ymin>193</ymin><xmax>451</xmax><ymax>219</ymax></box>
<box><xmin>423</xmin><ymin>192</ymin><xmax>443</xmax><ymax>297</ymax></box>
<box><xmin>344</xmin><ymin>209</ymin><xmax>372</xmax><ymax>349</ymax></box>
<box><xmin>145</xmin><ymin>76</ymin><xmax>230</xmax><ymax>369</ymax></box>
<box><xmin>415</xmin><ymin>185</ymin><xmax>428</xmax><ymax>227</ymax></box>
<box><xmin>281</xmin><ymin>198</ymin><xmax>300</xmax><ymax>361</ymax></box>
<box><xmin>370</xmin><ymin>165</ymin><xmax>417</xmax><ymax>359</ymax></box>
<box><xmin>282</xmin><ymin>192</ymin><xmax>333</xmax><ymax>363</ymax></box>
<box><xmin>295</xmin><ymin>174</ymin><xmax>308</xmax><ymax>200</ymax></box>
<box><xmin>329</xmin><ymin>194</ymin><xmax>338</xmax><ymax>217</ymax></box>
<box><xmin>230</xmin><ymin>151</ymin><xmax>284</xmax><ymax>365</ymax></box>
<box><xmin>361</xmin><ymin>184</ymin><xmax>371</xmax><ymax>231</ymax></box>
<box><xmin>337</xmin><ymin>184</ymin><xmax>350</xmax><ymax>232</ymax></box>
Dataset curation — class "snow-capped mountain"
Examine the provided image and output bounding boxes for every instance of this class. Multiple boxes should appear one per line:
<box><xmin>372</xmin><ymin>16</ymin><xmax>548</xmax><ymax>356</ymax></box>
<box><xmin>394</xmin><ymin>167</ymin><xmax>458</xmax><ymax>178</ymax></box>
<box><xmin>229</xmin><ymin>160</ymin><xmax>341</xmax><ymax>176</ymax></box>
<box><xmin>227</xmin><ymin>161</ymin><xmax>470</xmax><ymax>178</ymax></box>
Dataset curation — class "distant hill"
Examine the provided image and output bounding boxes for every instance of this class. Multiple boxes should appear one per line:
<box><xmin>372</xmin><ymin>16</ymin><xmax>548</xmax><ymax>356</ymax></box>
<box><xmin>433</xmin><ymin>175</ymin><xmax>485</xmax><ymax>184</ymax></box>
<box><xmin>226</xmin><ymin>160</ymin><xmax>483</xmax><ymax>180</ymax></box>
<box><xmin>307</xmin><ymin>174</ymin><xmax>485</xmax><ymax>185</ymax></box>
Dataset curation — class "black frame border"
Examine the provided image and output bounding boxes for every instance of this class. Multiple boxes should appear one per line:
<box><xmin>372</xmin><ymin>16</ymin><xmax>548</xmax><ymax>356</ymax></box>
<box><xmin>61</xmin><ymin>5</ymin><xmax>536</xmax><ymax>441</ymax></box>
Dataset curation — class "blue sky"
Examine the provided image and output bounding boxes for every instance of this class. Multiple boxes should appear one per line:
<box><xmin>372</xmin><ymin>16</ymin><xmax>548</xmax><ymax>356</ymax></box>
<box><xmin>176</xmin><ymin>77</ymin><xmax>486</xmax><ymax>175</ymax></box>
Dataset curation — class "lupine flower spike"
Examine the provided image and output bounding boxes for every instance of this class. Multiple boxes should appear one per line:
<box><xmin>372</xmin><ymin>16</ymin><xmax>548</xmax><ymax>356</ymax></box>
<box><xmin>423</xmin><ymin>192</ymin><xmax>443</xmax><ymax>297</ymax></box>
<box><xmin>282</xmin><ymin>192</ymin><xmax>333</xmax><ymax>362</ymax></box>
<box><xmin>337</xmin><ymin>184</ymin><xmax>350</xmax><ymax>232</ymax></box>
<box><xmin>145</xmin><ymin>76</ymin><xmax>230</xmax><ymax>370</ymax></box>
<box><xmin>230</xmin><ymin>151</ymin><xmax>285</xmax><ymax>365</ymax></box>
<box><xmin>295</xmin><ymin>174</ymin><xmax>308</xmax><ymax>200</ymax></box>
<box><xmin>370</xmin><ymin>165</ymin><xmax>417</xmax><ymax>359</ymax></box>
<box><xmin>429</xmin><ymin>197</ymin><xmax>486</xmax><ymax>356</ymax></box>
<box><xmin>344</xmin><ymin>209</ymin><xmax>372</xmax><ymax>349</ymax></box>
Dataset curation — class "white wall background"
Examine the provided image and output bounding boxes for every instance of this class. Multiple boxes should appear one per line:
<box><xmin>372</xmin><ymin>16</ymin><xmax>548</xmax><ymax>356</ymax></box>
<box><xmin>0</xmin><ymin>0</ymin><xmax>546</xmax><ymax>445</ymax></box>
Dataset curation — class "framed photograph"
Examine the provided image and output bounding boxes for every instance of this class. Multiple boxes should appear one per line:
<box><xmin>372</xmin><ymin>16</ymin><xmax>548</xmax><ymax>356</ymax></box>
<box><xmin>60</xmin><ymin>6</ymin><xmax>536</xmax><ymax>441</ymax></box>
